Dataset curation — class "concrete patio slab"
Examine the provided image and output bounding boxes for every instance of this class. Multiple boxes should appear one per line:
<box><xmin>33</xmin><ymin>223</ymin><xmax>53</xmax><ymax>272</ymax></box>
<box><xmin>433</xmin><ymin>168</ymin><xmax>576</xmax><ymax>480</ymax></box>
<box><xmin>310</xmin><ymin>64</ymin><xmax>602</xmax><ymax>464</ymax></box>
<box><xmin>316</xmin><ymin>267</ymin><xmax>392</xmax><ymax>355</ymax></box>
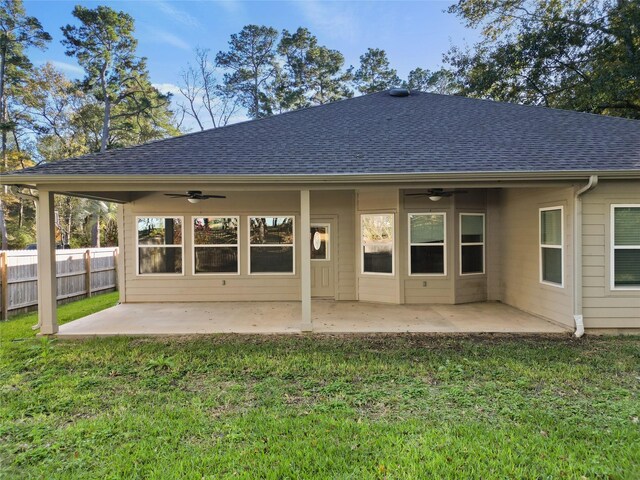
<box><xmin>56</xmin><ymin>300</ymin><xmax>571</xmax><ymax>337</ymax></box>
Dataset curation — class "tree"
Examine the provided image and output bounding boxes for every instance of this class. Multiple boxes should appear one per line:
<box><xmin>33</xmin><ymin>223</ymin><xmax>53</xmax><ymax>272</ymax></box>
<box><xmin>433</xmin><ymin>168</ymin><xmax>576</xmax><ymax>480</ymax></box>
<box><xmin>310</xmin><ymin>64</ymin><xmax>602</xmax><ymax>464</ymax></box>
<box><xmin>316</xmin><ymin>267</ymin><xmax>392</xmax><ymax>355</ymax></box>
<box><xmin>216</xmin><ymin>25</ymin><xmax>279</xmax><ymax>119</ymax></box>
<box><xmin>62</xmin><ymin>5</ymin><xmax>176</xmax><ymax>152</ymax></box>
<box><xmin>446</xmin><ymin>0</ymin><xmax>640</xmax><ymax>118</ymax></box>
<box><xmin>178</xmin><ymin>48</ymin><xmax>239</xmax><ymax>131</ymax></box>
<box><xmin>0</xmin><ymin>0</ymin><xmax>50</xmax><ymax>249</ymax></box>
<box><xmin>353</xmin><ymin>48</ymin><xmax>401</xmax><ymax>94</ymax></box>
<box><xmin>22</xmin><ymin>63</ymin><xmax>89</xmax><ymax>161</ymax></box>
<box><xmin>405</xmin><ymin>67</ymin><xmax>458</xmax><ymax>94</ymax></box>
<box><xmin>277</xmin><ymin>27</ymin><xmax>352</xmax><ymax>110</ymax></box>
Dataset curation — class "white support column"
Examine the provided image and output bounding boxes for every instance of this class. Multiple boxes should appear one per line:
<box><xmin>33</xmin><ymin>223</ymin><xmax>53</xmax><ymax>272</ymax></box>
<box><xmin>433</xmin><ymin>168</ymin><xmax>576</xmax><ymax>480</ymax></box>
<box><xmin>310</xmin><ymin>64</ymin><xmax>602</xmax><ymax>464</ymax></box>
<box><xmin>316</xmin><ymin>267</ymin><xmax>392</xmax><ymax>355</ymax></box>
<box><xmin>300</xmin><ymin>189</ymin><xmax>312</xmax><ymax>332</ymax></box>
<box><xmin>37</xmin><ymin>190</ymin><xmax>58</xmax><ymax>335</ymax></box>
<box><xmin>116</xmin><ymin>204</ymin><xmax>126</xmax><ymax>304</ymax></box>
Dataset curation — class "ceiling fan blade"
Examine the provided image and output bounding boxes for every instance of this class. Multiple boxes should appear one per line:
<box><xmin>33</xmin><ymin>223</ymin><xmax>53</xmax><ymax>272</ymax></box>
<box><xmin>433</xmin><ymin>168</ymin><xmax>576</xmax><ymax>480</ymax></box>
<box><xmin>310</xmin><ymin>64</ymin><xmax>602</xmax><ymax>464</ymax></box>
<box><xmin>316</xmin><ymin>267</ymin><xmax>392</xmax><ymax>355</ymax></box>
<box><xmin>201</xmin><ymin>195</ymin><xmax>226</xmax><ymax>199</ymax></box>
<box><xmin>164</xmin><ymin>193</ymin><xmax>188</xmax><ymax>198</ymax></box>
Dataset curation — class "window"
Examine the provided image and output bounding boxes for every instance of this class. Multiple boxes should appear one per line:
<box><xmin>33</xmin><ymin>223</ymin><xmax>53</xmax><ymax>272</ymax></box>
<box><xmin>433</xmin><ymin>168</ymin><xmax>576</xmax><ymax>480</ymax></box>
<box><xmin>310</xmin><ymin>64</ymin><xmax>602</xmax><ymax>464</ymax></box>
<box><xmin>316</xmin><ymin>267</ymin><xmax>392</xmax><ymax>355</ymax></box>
<box><xmin>460</xmin><ymin>213</ymin><xmax>485</xmax><ymax>275</ymax></box>
<box><xmin>249</xmin><ymin>217</ymin><xmax>294</xmax><ymax>274</ymax></box>
<box><xmin>409</xmin><ymin>213</ymin><xmax>446</xmax><ymax>275</ymax></box>
<box><xmin>539</xmin><ymin>207</ymin><xmax>563</xmax><ymax>286</ymax></box>
<box><xmin>193</xmin><ymin>217</ymin><xmax>239</xmax><ymax>274</ymax></box>
<box><xmin>361</xmin><ymin>214</ymin><xmax>394</xmax><ymax>274</ymax></box>
<box><xmin>310</xmin><ymin>224</ymin><xmax>330</xmax><ymax>260</ymax></box>
<box><xmin>137</xmin><ymin>217</ymin><xmax>183</xmax><ymax>274</ymax></box>
<box><xmin>612</xmin><ymin>205</ymin><xmax>640</xmax><ymax>289</ymax></box>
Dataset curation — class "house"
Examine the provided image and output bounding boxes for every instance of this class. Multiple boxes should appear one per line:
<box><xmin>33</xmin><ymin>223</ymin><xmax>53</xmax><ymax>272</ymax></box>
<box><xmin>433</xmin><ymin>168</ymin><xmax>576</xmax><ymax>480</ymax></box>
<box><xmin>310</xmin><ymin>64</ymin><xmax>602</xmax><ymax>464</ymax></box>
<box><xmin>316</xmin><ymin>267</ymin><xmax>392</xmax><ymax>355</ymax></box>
<box><xmin>3</xmin><ymin>90</ymin><xmax>639</xmax><ymax>335</ymax></box>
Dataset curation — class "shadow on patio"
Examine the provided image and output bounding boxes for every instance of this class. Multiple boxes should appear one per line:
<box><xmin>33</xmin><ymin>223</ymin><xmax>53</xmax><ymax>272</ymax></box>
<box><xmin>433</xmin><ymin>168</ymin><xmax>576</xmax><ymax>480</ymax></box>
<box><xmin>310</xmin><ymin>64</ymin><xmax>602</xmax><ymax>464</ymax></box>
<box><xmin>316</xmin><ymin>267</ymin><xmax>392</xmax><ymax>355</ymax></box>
<box><xmin>56</xmin><ymin>300</ymin><xmax>571</xmax><ymax>337</ymax></box>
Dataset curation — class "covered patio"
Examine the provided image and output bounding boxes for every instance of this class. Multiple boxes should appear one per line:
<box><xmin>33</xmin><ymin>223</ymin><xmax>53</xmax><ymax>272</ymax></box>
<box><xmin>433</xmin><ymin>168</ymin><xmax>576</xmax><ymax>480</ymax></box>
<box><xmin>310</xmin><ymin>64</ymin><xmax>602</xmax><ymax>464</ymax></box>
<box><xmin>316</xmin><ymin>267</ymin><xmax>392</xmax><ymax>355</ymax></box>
<box><xmin>56</xmin><ymin>300</ymin><xmax>570</xmax><ymax>337</ymax></box>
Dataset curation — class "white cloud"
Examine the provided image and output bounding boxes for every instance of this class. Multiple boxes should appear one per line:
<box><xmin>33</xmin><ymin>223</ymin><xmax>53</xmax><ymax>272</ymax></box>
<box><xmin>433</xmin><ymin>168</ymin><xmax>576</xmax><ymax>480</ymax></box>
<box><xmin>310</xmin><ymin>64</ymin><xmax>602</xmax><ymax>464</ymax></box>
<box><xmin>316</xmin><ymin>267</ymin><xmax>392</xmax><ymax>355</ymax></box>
<box><xmin>215</xmin><ymin>0</ymin><xmax>243</xmax><ymax>15</ymax></box>
<box><xmin>155</xmin><ymin>1</ymin><xmax>201</xmax><ymax>28</ymax></box>
<box><xmin>146</xmin><ymin>27</ymin><xmax>192</xmax><ymax>50</ymax></box>
<box><xmin>47</xmin><ymin>60</ymin><xmax>85</xmax><ymax>76</ymax></box>
<box><xmin>294</xmin><ymin>0</ymin><xmax>359</xmax><ymax>41</ymax></box>
<box><xmin>152</xmin><ymin>82</ymin><xmax>182</xmax><ymax>96</ymax></box>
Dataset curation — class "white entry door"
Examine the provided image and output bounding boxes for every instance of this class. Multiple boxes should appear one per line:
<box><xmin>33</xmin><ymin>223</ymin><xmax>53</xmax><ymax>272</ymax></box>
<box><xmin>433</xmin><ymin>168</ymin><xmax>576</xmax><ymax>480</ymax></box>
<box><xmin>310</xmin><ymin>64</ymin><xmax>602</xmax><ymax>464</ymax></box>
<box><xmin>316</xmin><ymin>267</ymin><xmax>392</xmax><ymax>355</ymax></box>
<box><xmin>310</xmin><ymin>219</ymin><xmax>335</xmax><ymax>298</ymax></box>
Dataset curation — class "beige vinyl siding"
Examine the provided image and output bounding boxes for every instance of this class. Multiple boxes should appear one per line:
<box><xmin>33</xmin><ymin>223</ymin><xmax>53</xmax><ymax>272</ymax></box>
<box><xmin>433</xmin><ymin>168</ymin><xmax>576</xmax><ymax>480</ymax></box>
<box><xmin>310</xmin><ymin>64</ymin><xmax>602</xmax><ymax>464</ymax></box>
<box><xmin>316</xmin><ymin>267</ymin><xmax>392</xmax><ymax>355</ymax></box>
<box><xmin>581</xmin><ymin>180</ymin><xmax>640</xmax><ymax>329</ymax></box>
<box><xmin>123</xmin><ymin>191</ymin><xmax>309</xmax><ymax>302</ymax></box>
<box><xmin>498</xmin><ymin>187</ymin><xmax>574</xmax><ymax>328</ymax></box>
<box><xmin>356</xmin><ymin>188</ymin><xmax>400</xmax><ymax>303</ymax></box>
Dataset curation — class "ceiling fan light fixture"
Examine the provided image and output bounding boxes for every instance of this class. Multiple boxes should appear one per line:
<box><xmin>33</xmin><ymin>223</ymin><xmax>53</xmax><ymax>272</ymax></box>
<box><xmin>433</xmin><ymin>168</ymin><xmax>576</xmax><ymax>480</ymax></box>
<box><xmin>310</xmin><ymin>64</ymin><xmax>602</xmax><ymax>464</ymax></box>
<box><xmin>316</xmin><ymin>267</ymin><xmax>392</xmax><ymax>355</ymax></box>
<box><xmin>429</xmin><ymin>195</ymin><xmax>442</xmax><ymax>202</ymax></box>
<box><xmin>187</xmin><ymin>197</ymin><xmax>201</xmax><ymax>204</ymax></box>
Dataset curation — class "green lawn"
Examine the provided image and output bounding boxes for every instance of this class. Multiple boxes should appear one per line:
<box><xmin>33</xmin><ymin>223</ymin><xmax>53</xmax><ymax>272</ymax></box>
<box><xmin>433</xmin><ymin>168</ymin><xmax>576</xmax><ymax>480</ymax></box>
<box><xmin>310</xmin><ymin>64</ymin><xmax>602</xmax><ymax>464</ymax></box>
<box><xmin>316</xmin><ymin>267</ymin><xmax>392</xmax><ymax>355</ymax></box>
<box><xmin>1</xmin><ymin>294</ymin><xmax>639</xmax><ymax>479</ymax></box>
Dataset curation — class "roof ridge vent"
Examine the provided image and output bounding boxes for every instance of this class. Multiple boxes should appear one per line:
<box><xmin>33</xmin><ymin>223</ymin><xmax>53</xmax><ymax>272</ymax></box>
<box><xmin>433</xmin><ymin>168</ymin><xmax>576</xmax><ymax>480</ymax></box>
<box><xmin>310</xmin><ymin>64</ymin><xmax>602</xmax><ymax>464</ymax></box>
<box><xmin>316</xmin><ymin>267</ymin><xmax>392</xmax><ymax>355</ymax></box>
<box><xmin>389</xmin><ymin>88</ymin><xmax>410</xmax><ymax>97</ymax></box>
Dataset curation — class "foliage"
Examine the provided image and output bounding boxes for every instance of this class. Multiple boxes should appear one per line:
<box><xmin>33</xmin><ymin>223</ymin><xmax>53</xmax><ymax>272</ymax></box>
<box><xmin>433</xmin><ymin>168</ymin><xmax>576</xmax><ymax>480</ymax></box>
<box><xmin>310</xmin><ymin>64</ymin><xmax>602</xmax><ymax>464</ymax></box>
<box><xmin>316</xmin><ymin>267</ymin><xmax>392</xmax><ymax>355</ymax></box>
<box><xmin>353</xmin><ymin>48</ymin><xmax>402</xmax><ymax>94</ymax></box>
<box><xmin>446</xmin><ymin>0</ymin><xmax>640</xmax><ymax>118</ymax></box>
<box><xmin>0</xmin><ymin>0</ymin><xmax>51</xmax><ymax>250</ymax></box>
<box><xmin>22</xmin><ymin>63</ymin><xmax>90</xmax><ymax>161</ymax></box>
<box><xmin>277</xmin><ymin>27</ymin><xmax>353</xmax><ymax>109</ymax></box>
<box><xmin>0</xmin><ymin>297</ymin><xmax>638</xmax><ymax>477</ymax></box>
<box><xmin>405</xmin><ymin>67</ymin><xmax>459</xmax><ymax>94</ymax></box>
<box><xmin>61</xmin><ymin>5</ymin><xmax>178</xmax><ymax>151</ymax></box>
<box><xmin>215</xmin><ymin>25</ymin><xmax>280</xmax><ymax>119</ymax></box>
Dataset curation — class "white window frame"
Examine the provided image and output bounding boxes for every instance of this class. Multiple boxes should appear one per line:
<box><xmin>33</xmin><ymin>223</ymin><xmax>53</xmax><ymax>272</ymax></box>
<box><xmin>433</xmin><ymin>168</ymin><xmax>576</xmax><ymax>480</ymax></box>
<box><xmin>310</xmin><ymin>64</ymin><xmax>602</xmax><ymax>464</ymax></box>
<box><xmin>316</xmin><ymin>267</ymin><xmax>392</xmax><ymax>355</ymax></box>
<box><xmin>136</xmin><ymin>216</ymin><xmax>184</xmax><ymax>276</ymax></box>
<box><xmin>610</xmin><ymin>204</ymin><xmax>640</xmax><ymax>291</ymax></box>
<box><xmin>408</xmin><ymin>212</ymin><xmax>447</xmax><ymax>277</ymax></box>
<box><xmin>459</xmin><ymin>213</ymin><xmax>485</xmax><ymax>276</ymax></box>
<box><xmin>192</xmin><ymin>216</ymin><xmax>240</xmax><ymax>275</ymax></box>
<box><xmin>361</xmin><ymin>213</ymin><xmax>395</xmax><ymax>276</ymax></box>
<box><xmin>539</xmin><ymin>206</ymin><xmax>564</xmax><ymax>288</ymax></box>
<box><xmin>248</xmin><ymin>216</ymin><xmax>296</xmax><ymax>275</ymax></box>
<box><xmin>310</xmin><ymin>223</ymin><xmax>330</xmax><ymax>262</ymax></box>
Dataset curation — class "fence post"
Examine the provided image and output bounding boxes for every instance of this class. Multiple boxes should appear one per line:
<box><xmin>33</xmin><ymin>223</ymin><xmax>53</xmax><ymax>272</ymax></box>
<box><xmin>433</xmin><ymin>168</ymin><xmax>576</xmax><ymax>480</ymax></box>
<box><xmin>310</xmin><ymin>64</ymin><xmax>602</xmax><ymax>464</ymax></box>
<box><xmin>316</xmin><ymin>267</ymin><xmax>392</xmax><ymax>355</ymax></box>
<box><xmin>84</xmin><ymin>249</ymin><xmax>92</xmax><ymax>298</ymax></box>
<box><xmin>1</xmin><ymin>252</ymin><xmax>7</xmax><ymax>320</ymax></box>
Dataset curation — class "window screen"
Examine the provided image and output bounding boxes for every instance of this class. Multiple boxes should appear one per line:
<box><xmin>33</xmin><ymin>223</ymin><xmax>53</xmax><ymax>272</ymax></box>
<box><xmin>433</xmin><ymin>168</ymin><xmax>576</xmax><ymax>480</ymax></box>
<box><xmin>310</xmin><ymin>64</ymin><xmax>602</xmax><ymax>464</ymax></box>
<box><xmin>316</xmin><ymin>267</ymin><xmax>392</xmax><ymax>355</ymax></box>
<box><xmin>540</xmin><ymin>208</ymin><xmax>563</xmax><ymax>285</ymax></box>
<box><xmin>613</xmin><ymin>206</ymin><xmax>640</xmax><ymax>288</ymax></box>
<box><xmin>193</xmin><ymin>217</ymin><xmax>239</xmax><ymax>274</ymax></box>
<box><xmin>137</xmin><ymin>217</ymin><xmax>183</xmax><ymax>274</ymax></box>
<box><xmin>460</xmin><ymin>214</ymin><xmax>484</xmax><ymax>274</ymax></box>
<box><xmin>409</xmin><ymin>214</ymin><xmax>445</xmax><ymax>275</ymax></box>
<box><xmin>362</xmin><ymin>214</ymin><xmax>394</xmax><ymax>274</ymax></box>
<box><xmin>249</xmin><ymin>217</ymin><xmax>294</xmax><ymax>273</ymax></box>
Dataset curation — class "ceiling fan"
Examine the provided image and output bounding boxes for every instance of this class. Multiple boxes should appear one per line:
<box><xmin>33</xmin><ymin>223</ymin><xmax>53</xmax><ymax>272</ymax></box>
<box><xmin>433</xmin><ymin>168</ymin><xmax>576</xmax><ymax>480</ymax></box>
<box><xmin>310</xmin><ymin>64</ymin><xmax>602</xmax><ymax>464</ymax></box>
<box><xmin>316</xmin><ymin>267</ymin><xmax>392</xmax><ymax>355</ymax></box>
<box><xmin>405</xmin><ymin>188</ymin><xmax>468</xmax><ymax>202</ymax></box>
<box><xmin>164</xmin><ymin>190</ymin><xmax>226</xmax><ymax>204</ymax></box>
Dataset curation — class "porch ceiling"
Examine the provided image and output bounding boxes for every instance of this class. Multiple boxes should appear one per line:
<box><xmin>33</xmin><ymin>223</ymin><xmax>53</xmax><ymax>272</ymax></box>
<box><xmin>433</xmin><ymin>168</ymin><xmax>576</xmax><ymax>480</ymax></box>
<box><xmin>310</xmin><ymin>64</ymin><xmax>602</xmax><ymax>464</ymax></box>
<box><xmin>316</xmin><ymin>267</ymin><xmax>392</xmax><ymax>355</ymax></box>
<box><xmin>56</xmin><ymin>301</ymin><xmax>570</xmax><ymax>337</ymax></box>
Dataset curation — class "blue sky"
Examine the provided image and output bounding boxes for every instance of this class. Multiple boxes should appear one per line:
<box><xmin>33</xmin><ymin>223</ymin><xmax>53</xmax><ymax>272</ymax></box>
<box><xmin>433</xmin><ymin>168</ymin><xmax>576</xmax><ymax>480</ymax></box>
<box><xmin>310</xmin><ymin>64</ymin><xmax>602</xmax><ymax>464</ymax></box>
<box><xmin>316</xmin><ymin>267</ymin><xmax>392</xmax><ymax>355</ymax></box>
<box><xmin>24</xmin><ymin>0</ymin><xmax>479</xmax><ymax>126</ymax></box>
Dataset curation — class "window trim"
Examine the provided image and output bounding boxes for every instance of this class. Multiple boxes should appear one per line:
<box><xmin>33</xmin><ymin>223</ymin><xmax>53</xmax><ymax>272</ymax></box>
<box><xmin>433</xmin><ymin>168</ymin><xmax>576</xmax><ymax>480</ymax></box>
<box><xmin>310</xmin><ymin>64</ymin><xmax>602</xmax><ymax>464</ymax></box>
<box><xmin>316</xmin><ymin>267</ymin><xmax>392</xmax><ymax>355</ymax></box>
<box><xmin>192</xmin><ymin>215</ymin><xmax>240</xmax><ymax>276</ymax></box>
<box><xmin>610</xmin><ymin>204</ymin><xmax>640</xmax><ymax>291</ymax></box>
<box><xmin>310</xmin><ymin>223</ymin><xmax>330</xmax><ymax>262</ymax></box>
<box><xmin>360</xmin><ymin>213</ymin><xmax>395</xmax><ymax>276</ymax></box>
<box><xmin>136</xmin><ymin>215</ymin><xmax>184</xmax><ymax>277</ymax></box>
<box><xmin>247</xmin><ymin>216</ymin><xmax>296</xmax><ymax>276</ymax></box>
<box><xmin>459</xmin><ymin>213</ymin><xmax>485</xmax><ymax>276</ymax></box>
<box><xmin>408</xmin><ymin>212</ymin><xmax>447</xmax><ymax>277</ymax></box>
<box><xmin>539</xmin><ymin>206</ymin><xmax>564</xmax><ymax>288</ymax></box>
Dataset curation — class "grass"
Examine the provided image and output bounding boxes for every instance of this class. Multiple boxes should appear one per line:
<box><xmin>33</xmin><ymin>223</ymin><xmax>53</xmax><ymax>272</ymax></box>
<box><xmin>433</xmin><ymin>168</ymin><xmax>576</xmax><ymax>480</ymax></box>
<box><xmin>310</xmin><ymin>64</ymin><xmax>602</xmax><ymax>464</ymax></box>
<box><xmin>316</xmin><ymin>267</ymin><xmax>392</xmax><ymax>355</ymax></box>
<box><xmin>1</xmin><ymin>294</ymin><xmax>639</xmax><ymax>478</ymax></box>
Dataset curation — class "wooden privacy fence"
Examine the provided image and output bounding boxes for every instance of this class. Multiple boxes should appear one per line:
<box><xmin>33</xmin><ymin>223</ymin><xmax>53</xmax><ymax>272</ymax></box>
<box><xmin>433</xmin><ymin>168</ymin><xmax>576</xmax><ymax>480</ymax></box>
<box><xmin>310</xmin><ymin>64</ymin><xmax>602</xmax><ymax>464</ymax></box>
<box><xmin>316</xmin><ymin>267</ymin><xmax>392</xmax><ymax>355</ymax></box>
<box><xmin>0</xmin><ymin>247</ymin><xmax>118</xmax><ymax>320</ymax></box>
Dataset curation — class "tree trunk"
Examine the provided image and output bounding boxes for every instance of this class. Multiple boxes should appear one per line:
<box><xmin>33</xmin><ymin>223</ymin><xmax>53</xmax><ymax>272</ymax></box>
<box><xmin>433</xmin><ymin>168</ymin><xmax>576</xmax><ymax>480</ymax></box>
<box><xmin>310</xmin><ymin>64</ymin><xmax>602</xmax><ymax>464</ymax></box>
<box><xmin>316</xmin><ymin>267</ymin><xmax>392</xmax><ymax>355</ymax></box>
<box><xmin>91</xmin><ymin>213</ymin><xmax>101</xmax><ymax>248</ymax></box>
<box><xmin>100</xmin><ymin>64</ymin><xmax>111</xmax><ymax>152</ymax></box>
<box><xmin>0</xmin><ymin>43</ymin><xmax>7</xmax><ymax>173</ymax></box>
<box><xmin>101</xmin><ymin>97</ymin><xmax>111</xmax><ymax>152</ymax></box>
<box><xmin>0</xmin><ymin>198</ymin><xmax>8</xmax><ymax>250</ymax></box>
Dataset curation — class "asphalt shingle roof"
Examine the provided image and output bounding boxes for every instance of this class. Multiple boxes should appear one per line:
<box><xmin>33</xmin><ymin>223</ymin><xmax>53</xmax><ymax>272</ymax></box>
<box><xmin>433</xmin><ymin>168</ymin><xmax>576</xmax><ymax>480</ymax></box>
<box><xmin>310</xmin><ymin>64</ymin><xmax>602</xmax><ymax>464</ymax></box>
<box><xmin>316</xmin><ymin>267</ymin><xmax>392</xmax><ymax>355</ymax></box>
<box><xmin>10</xmin><ymin>90</ymin><xmax>640</xmax><ymax>177</ymax></box>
